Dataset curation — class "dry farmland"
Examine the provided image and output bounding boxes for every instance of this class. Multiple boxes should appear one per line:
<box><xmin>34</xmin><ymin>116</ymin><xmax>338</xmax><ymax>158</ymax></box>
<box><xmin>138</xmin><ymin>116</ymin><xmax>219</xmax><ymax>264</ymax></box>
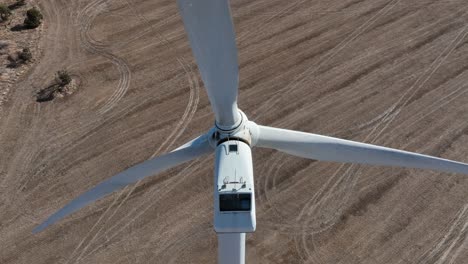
<box><xmin>1</xmin><ymin>0</ymin><xmax>468</xmax><ymax>263</ymax></box>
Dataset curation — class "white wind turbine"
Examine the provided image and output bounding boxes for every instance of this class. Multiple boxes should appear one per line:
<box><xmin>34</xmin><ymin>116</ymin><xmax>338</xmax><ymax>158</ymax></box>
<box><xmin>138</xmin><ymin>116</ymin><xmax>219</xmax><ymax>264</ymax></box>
<box><xmin>34</xmin><ymin>1</ymin><xmax>468</xmax><ymax>263</ymax></box>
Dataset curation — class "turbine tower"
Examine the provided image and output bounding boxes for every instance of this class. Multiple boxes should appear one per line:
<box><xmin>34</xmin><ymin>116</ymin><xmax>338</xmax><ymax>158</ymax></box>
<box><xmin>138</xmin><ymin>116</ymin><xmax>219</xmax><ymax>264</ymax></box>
<box><xmin>34</xmin><ymin>1</ymin><xmax>468</xmax><ymax>264</ymax></box>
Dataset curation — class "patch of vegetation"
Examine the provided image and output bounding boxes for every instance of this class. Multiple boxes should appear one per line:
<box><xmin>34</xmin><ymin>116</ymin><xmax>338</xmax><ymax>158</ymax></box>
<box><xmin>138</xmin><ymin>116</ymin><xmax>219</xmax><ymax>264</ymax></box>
<box><xmin>7</xmin><ymin>48</ymin><xmax>32</xmax><ymax>67</ymax></box>
<box><xmin>0</xmin><ymin>4</ymin><xmax>12</xmax><ymax>22</ymax></box>
<box><xmin>18</xmin><ymin>48</ymin><xmax>32</xmax><ymax>62</ymax></box>
<box><xmin>23</xmin><ymin>7</ymin><xmax>42</xmax><ymax>29</ymax></box>
<box><xmin>37</xmin><ymin>70</ymin><xmax>73</xmax><ymax>102</ymax></box>
<box><xmin>55</xmin><ymin>70</ymin><xmax>71</xmax><ymax>87</ymax></box>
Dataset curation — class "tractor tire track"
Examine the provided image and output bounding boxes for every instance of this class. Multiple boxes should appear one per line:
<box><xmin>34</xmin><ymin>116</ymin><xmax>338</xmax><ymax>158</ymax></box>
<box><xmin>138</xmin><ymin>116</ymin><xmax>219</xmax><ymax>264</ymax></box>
<box><xmin>282</xmin><ymin>12</ymin><xmax>468</xmax><ymax>138</ymax></box>
<box><xmin>251</xmin><ymin>0</ymin><xmax>401</xmax><ymax>121</ymax></box>
<box><xmin>2</xmin><ymin>3</ymin><xmax>191</xmax><ymax>258</ymax></box>
<box><xmin>244</xmin><ymin>0</ymin><xmax>404</xmax><ymax>259</ymax></box>
<box><xmin>78</xmin><ymin>0</ymin><xmax>132</xmax><ymax>115</ymax></box>
<box><xmin>22</xmin><ymin>1</ymin><xmax>189</xmax><ymax>187</ymax></box>
<box><xmin>416</xmin><ymin>204</ymin><xmax>468</xmax><ymax>264</ymax></box>
<box><xmin>20</xmin><ymin>0</ymin><xmax>189</xmax><ymax>197</ymax></box>
<box><xmin>0</xmin><ymin>0</ymin><xmax>83</xmax><ymax>227</ymax></box>
<box><xmin>78</xmin><ymin>159</ymin><xmax>208</xmax><ymax>262</ymax></box>
<box><xmin>295</xmin><ymin>15</ymin><xmax>468</xmax><ymax>264</ymax></box>
<box><xmin>64</xmin><ymin>1</ymin><xmax>201</xmax><ymax>261</ymax></box>
<box><xmin>244</xmin><ymin>0</ymin><xmax>402</xmax><ymax>260</ymax></box>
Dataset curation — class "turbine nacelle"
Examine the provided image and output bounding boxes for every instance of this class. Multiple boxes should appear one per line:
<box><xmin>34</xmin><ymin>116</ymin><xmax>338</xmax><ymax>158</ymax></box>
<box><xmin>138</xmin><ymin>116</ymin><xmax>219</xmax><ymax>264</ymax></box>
<box><xmin>211</xmin><ymin>110</ymin><xmax>257</xmax><ymax>235</ymax></box>
<box><xmin>214</xmin><ymin>140</ymin><xmax>256</xmax><ymax>233</ymax></box>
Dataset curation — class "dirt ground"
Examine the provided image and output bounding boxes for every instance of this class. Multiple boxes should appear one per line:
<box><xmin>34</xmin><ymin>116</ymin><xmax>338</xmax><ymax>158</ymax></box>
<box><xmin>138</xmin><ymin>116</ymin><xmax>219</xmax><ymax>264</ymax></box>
<box><xmin>1</xmin><ymin>0</ymin><xmax>468</xmax><ymax>263</ymax></box>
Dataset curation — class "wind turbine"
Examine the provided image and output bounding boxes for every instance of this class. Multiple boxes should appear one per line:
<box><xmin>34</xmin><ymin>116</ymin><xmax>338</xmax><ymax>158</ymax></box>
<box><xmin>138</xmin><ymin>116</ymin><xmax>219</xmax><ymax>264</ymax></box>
<box><xmin>34</xmin><ymin>0</ymin><xmax>468</xmax><ymax>263</ymax></box>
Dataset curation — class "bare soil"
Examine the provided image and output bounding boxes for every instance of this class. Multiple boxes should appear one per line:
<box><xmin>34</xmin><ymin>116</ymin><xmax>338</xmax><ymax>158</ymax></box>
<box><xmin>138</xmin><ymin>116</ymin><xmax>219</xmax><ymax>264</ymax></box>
<box><xmin>1</xmin><ymin>0</ymin><xmax>468</xmax><ymax>263</ymax></box>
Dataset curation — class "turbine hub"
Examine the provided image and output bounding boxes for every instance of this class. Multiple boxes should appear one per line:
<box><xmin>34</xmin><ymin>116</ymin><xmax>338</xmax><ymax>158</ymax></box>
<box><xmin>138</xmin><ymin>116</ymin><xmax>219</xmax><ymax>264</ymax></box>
<box><xmin>210</xmin><ymin>110</ymin><xmax>259</xmax><ymax>148</ymax></box>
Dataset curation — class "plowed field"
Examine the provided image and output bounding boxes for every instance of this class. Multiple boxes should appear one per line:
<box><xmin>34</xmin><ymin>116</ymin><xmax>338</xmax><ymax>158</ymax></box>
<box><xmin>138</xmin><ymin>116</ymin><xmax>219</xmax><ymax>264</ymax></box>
<box><xmin>1</xmin><ymin>0</ymin><xmax>468</xmax><ymax>263</ymax></box>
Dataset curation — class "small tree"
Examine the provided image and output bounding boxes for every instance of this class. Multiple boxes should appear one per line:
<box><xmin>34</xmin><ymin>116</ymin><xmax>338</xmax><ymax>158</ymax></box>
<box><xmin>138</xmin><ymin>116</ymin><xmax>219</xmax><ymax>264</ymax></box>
<box><xmin>0</xmin><ymin>5</ymin><xmax>12</xmax><ymax>22</ymax></box>
<box><xmin>56</xmin><ymin>70</ymin><xmax>71</xmax><ymax>87</ymax></box>
<box><xmin>6</xmin><ymin>48</ymin><xmax>32</xmax><ymax>67</ymax></box>
<box><xmin>18</xmin><ymin>48</ymin><xmax>32</xmax><ymax>62</ymax></box>
<box><xmin>24</xmin><ymin>7</ymin><xmax>43</xmax><ymax>29</ymax></box>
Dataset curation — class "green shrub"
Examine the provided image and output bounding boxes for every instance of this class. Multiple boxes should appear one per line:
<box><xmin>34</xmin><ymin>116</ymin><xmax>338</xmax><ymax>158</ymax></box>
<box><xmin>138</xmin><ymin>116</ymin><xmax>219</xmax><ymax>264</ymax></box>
<box><xmin>0</xmin><ymin>5</ymin><xmax>12</xmax><ymax>22</ymax></box>
<box><xmin>6</xmin><ymin>48</ymin><xmax>32</xmax><ymax>67</ymax></box>
<box><xmin>56</xmin><ymin>70</ymin><xmax>71</xmax><ymax>87</ymax></box>
<box><xmin>24</xmin><ymin>7</ymin><xmax>43</xmax><ymax>28</ymax></box>
<box><xmin>18</xmin><ymin>48</ymin><xmax>32</xmax><ymax>62</ymax></box>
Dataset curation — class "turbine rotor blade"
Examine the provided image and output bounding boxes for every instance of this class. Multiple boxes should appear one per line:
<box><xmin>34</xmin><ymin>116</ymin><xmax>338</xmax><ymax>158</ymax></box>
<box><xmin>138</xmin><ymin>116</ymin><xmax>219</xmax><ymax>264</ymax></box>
<box><xmin>255</xmin><ymin>125</ymin><xmax>468</xmax><ymax>175</ymax></box>
<box><xmin>177</xmin><ymin>0</ymin><xmax>240</xmax><ymax>128</ymax></box>
<box><xmin>33</xmin><ymin>134</ymin><xmax>213</xmax><ymax>233</ymax></box>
